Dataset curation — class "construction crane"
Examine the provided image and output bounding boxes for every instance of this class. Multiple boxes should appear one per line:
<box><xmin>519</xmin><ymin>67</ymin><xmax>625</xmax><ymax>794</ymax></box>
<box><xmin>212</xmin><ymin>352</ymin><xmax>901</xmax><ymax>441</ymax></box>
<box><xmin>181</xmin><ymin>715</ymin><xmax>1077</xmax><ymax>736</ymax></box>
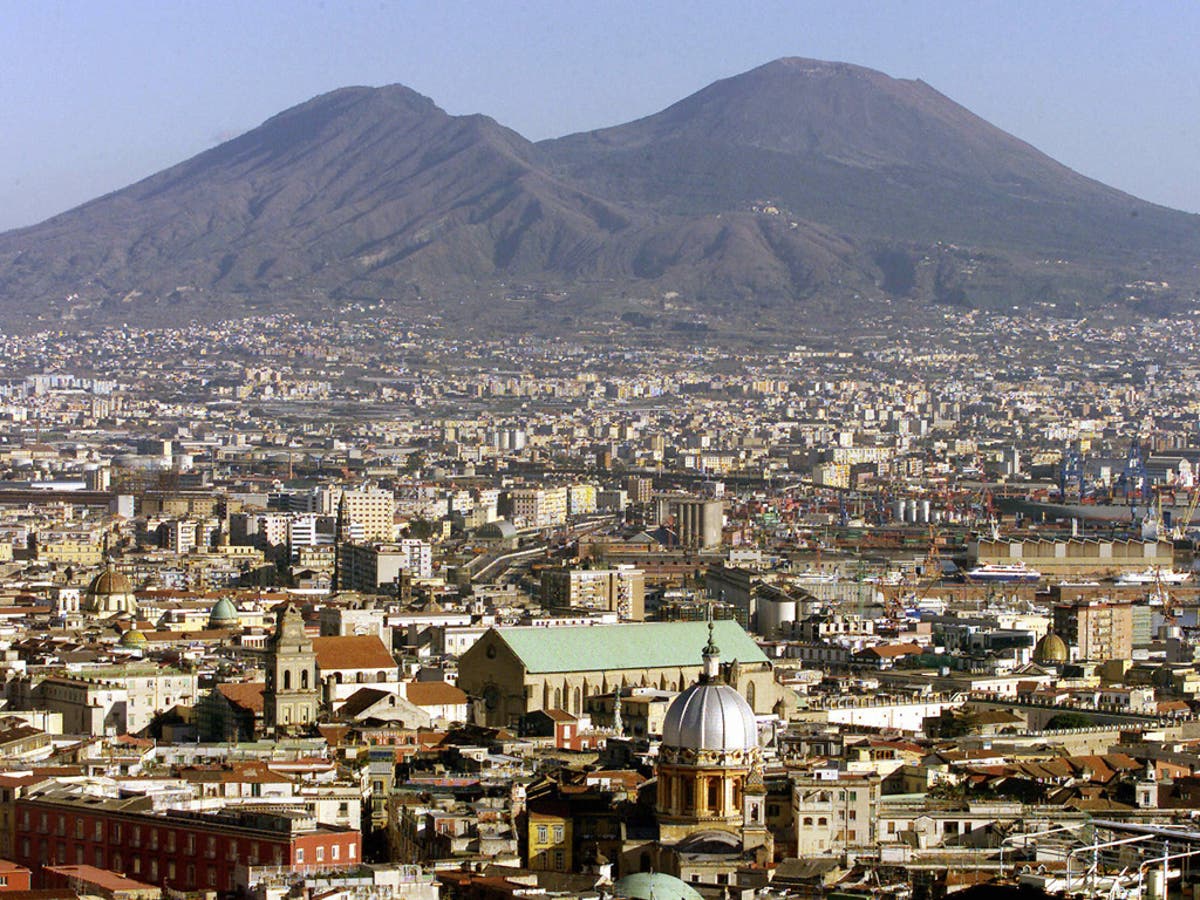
<box><xmin>1172</xmin><ymin>486</ymin><xmax>1200</xmax><ymax>542</ymax></box>
<box><xmin>1059</xmin><ymin>447</ymin><xmax>1087</xmax><ymax>500</ymax></box>
<box><xmin>1117</xmin><ymin>437</ymin><xmax>1151</xmax><ymax>508</ymax></box>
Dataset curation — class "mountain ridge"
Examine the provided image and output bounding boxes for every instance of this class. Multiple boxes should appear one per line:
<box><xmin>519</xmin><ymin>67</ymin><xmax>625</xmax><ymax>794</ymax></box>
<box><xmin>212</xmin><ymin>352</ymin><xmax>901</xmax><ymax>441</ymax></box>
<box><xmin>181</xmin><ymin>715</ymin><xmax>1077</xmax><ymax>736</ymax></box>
<box><xmin>0</xmin><ymin>57</ymin><xmax>1196</xmax><ymax>331</ymax></box>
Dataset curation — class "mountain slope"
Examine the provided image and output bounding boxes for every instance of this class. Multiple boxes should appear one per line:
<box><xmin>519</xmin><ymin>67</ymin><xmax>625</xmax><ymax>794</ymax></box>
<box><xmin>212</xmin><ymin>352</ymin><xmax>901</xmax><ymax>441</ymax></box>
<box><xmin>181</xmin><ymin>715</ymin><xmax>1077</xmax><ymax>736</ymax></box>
<box><xmin>0</xmin><ymin>85</ymin><xmax>642</xmax><ymax>324</ymax></box>
<box><xmin>540</xmin><ymin>58</ymin><xmax>1198</xmax><ymax>259</ymax></box>
<box><xmin>0</xmin><ymin>59</ymin><xmax>1197</xmax><ymax>329</ymax></box>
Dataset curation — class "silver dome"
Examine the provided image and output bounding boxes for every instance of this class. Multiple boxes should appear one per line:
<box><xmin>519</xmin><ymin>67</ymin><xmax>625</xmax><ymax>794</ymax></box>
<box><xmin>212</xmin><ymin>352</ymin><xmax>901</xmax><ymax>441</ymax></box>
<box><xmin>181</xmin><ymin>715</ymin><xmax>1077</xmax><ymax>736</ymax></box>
<box><xmin>662</xmin><ymin>682</ymin><xmax>758</xmax><ymax>752</ymax></box>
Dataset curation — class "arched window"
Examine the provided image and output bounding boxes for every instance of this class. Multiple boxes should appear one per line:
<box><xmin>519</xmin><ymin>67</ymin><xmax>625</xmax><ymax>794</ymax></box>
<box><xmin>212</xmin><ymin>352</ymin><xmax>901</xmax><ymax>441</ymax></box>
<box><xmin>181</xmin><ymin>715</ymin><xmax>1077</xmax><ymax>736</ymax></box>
<box><xmin>553</xmin><ymin>688</ymin><xmax>561</xmax><ymax>709</ymax></box>
<box><xmin>573</xmin><ymin>687</ymin><xmax>582</xmax><ymax>713</ymax></box>
<box><xmin>377</xmin><ymin>671</ymin><xmax>387</xmax><ymax>683</ymax></box>
<box><xmin>818</xmin><ymin>817</ymin><xmax>828</xmax><ymax>826</ymax></box>
<box><xmin>746</xmin><ymin>681</ymin><xmax>756</xmax><ymax>709</ymax></box>
<box><xmin>301</xmin><ymin>670</ymin><xmax>309</xmax><ymax>689</ymax></box>
<box><xmin>707</xmin><ymin>779</ymin><xmax>720</xmax><ymax>812</ymax></box>
<box><xmin>544</xmin><ymin>683</ymin><xmax>551</xmax><ymax>708</ymax></box>
<box><xmin>335</xmin><ymin>672</ymin><xmax>343</xmax><ymax>684</ymax></box>
<box><xmin>283</xmin><ymin>670</ymin><xmax>291</xmax><ymax>690</ymax></box>
<box><xmin>804</xmin><ymin>817</ymin><xmax>813</xmax><ymax>826</ymax></box>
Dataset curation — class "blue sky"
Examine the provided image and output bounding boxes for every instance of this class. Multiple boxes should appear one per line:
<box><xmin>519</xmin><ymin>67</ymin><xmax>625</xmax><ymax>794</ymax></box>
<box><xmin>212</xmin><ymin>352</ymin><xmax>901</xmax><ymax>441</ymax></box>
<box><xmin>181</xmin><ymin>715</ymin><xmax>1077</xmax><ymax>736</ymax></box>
<box><xmin>2</xmin><ymin>0</ymin><xmax>1197</xmax><ymax>230</ymax></box>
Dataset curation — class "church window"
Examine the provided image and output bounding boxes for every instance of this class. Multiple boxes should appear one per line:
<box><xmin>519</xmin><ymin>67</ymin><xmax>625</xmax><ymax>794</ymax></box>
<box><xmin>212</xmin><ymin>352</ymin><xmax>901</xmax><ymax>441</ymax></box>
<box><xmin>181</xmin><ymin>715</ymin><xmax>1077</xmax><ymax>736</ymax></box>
<box><xmin>301</xmin><ymin>669</ymin><xmax>309</xmax><ymax>689</ymax></box>
<box><xmin>573</xmin><ymin>687</ymin><xmax>581</xmax><ymax>713</ymax></box>
<box><xmin>707</xmin><ymin>779</ymin><xmax>720</xmax><ymax>811</ymax></box>
<box><xmin>284</xmin><ymin>671</ymin><xmax>292</xmax><ymax>690</ymax></box>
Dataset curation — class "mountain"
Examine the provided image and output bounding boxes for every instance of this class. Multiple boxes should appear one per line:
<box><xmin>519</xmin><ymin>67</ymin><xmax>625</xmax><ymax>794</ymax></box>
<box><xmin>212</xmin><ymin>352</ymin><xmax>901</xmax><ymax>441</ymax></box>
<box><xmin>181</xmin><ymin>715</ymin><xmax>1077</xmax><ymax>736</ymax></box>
<box><xmin>0</xmin><ymin>58</ymin><xmax>1197</xmax><ymax>330</ymax></box>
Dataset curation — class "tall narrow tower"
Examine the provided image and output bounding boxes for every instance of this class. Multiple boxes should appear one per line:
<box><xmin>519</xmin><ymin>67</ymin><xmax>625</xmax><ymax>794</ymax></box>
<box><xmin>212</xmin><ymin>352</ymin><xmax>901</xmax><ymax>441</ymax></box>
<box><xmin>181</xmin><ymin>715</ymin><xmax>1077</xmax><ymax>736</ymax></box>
<box><xmin>263</xmin><ymin>604</ymin><xmax>320</xmax><ymax>735</ymax></box>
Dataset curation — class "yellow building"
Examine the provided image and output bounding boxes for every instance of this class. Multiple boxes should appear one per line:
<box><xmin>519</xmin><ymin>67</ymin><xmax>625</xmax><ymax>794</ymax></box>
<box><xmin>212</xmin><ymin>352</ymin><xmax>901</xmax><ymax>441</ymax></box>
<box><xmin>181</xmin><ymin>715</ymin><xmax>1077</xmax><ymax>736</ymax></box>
<box><xmin>527</xmin><ymin>807</ymin><xmax>572</xmax><ymax>872</ymax></box>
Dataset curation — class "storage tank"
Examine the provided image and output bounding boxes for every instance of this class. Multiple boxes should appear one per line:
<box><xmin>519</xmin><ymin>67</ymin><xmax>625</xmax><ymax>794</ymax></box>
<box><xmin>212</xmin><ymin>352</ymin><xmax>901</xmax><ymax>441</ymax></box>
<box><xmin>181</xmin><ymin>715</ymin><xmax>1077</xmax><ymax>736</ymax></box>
<box><xmin>757</xmin><ymin>596</ymin><xmax>797</xmax><ymax>635</ymax></box>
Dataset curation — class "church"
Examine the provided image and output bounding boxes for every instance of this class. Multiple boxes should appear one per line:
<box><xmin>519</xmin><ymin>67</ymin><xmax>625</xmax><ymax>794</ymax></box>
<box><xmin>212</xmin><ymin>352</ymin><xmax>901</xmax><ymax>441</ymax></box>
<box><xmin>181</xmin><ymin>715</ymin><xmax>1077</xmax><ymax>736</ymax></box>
<box><xmin>639</xmin><ymin>623</ymin><xmax>774</xmax><ymax>882</ymax></box>
<box><xmin>458</xmin><ymin>620</ymin><xmax>783</xmax><ymax>728</ymax></box>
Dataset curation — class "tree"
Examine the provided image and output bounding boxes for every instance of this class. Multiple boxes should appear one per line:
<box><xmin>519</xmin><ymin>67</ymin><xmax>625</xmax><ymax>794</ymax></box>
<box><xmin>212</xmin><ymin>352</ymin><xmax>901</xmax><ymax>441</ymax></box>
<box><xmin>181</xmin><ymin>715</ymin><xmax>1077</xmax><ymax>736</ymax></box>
<box><xmin>1045</xmin><ymin>711</ymin><xmax>1095</xmax><ymax>730</ymax></box>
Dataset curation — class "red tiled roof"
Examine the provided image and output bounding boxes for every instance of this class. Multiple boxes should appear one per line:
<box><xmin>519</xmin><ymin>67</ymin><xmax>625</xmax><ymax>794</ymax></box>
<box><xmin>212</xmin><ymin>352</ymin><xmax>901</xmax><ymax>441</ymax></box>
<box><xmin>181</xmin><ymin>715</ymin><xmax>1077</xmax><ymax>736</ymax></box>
<box><xmin>217</xmin><ymin>681</ymin><xmax>265</xmax><ymax>714</ymax></box>
<box><xmin>406</xmin><ymin>681</ymin><xmax>468</xmax><ymax>707</ymax></box>
<box><xmin>312</xmin><ymin>635</ymin><xmax>396</xmax><ymax>671</ymax></box>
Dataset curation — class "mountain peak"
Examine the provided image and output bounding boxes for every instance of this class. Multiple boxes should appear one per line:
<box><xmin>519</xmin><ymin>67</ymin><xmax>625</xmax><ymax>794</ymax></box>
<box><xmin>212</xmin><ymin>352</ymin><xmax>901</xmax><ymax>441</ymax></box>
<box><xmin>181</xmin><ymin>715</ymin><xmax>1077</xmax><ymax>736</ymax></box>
<box><xmin>0</xmin><ymin>60</ymin><xmax>1195</xmax><ymax>331</ymax></box>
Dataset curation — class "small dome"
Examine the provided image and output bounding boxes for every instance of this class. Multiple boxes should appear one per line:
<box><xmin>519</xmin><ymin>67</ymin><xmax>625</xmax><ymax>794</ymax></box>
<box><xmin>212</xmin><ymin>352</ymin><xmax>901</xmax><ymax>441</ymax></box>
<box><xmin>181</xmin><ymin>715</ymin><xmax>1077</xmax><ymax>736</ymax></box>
<box><xmin>612</xmin><ymin>873</ymin><xmax>703</xmax><ymax>900</ymax></box>
<box><xmin>209</xmin><ymin>597</ymin><xmax>239</xmax><ymax>627</ymax></box>
<box><xmin>662</xmin><ymin>681</ymin><xmax>758</xmax><ymax>752</ymax></box>
<box><xmin>1034</xmin><ymin>630</ymin><xmax>1068</xmax><ymax>664</ymax></box>
<box><xmin>120</xmin><ymin>629</ymin><xmax>148</xmax><ymax>648</ymax></box>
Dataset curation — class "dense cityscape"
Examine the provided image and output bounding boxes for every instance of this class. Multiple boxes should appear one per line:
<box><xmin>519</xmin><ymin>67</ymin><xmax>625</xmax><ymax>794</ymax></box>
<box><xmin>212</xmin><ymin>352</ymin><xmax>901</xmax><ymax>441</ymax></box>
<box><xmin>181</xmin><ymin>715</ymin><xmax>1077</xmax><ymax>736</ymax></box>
<box><xmin>0</xmin><ymin>307</ymin><xmax>1195</xmax><ymax>899</ymax></box>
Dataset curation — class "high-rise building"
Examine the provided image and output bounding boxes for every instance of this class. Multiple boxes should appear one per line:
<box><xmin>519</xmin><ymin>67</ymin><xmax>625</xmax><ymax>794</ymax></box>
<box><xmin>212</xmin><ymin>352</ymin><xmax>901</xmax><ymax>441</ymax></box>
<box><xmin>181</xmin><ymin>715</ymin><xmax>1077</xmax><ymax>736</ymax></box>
<box><xmin>340</xmin><ymin>540</ymin><xmax>433</xmax><ymax>592</ymax></box>
<box><xmin>541</xmin><ymin>565</ymin><xmax>645</xmax><ymax>620</ymax></box>
<box><xmin>1053</xmin><ymin>598</ymin><xmax>1134</xmax><ymax>662</ymax></box>
<box><xmin>508</xmin><ymin>487</ymin><xmax>568</xmax><ymax>529</ymax></box>
<box><xmin>625</xmin><ymin>476</ymin><xmax>654</xmax><ymax>504</ymax></box>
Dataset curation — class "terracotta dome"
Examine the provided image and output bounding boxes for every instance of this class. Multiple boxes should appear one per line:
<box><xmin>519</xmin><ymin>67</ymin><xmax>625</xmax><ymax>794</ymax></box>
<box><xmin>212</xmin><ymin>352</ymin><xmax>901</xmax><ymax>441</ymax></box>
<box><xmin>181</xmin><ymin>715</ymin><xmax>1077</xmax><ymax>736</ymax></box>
<box><xmin>88</xmin><ymin>567</ymin><xmax>133</xmax><ymax>597</ymax></box>
<box><xmin>84</xmin><ymin>564</ymin><xmax>138</xmax><ymax>616</ymax></box>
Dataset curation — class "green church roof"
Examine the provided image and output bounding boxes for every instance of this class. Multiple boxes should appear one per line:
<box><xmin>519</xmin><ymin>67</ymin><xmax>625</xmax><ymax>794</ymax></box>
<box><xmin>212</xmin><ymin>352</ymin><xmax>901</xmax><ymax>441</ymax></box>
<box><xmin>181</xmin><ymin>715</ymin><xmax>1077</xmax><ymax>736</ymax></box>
<box><xmin>494</xmin><ymin>620</ymin><xmax>767</xmax><ymax>674</ymax></box>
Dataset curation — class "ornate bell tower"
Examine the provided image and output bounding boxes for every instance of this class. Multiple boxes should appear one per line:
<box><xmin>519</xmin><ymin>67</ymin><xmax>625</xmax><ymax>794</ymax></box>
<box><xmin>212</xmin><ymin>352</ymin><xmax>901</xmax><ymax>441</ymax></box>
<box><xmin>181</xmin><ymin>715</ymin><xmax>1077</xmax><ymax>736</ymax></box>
<box><xmin>264</xmin><ymin>604</ymin><xmax>320</xmax><ymax>735</ymax></box>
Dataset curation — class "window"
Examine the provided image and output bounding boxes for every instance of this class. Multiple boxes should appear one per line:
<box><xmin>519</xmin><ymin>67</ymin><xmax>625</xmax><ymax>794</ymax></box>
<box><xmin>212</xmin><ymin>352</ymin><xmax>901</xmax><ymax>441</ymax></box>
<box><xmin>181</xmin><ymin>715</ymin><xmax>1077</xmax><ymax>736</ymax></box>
<box><xmin>332</xmin><ymin>845</ymin><xmax>340</xmax><ymax>861</ymax></box>
<box><xmin>316</xmin><ymin>846</ymin><xmax>324</xmax><ymax>862</ymax></box>
<box><xmin>75</xmin><ymin>820</ymin><xmax>84</xmax><ymax>839</ymax></box>
<box><xmin>284</xmin><ymin>670</ymin><xmax>292</xmax><ymax>690</ymax></box>
<box><xmin>185</xmin><ymin>834</ymin><xmax>195</xmax><ymax>855</ymax></box>
<box><xmin>553</xmin><ymin>850</ymin><xmax>564</xmax><ymax>871</ymax></box>
<box><xmin>537</xmin><ymin>825</ymin><xmax>548</xmax><ymax>843</ymax></box>
<box><xmin>167</xmin><ymin>862</ymin><xmax>176</xmax><ymax>881</ymax></box>
<box><xmin>167</xmin><ymin>832</ymin><xmax>177</xmax><ymax>852</ymax></box>
<box><xmin>75</xmin><ymin>846</ymin><xmax>83</xmax><ymax>865</ymax></box>
<box><xmin>818</xmin><ymin>817</ymin><xmax>828</xmax><ymax>826</ymax></box>
<box><xmin>848</xmin><ymin>791</ymin><xmax>858</xmax><ymax>801</ymax></box>
<box><xmin>111</xmin><ymin>823</ymin><xmax>121</xmax><ymax>841</ymax></box>
<box><xmin>296</xmin><ymin>849</ymin><xmax>305</xmax><ymax>864</ymax></box>
<box><xmin>552</xmin><ymin>825</ymin><xmax>564</xmax><ymax>843</ymax></box>
<box><xmin>348</xmin><ymin>844</ymin><xmax>356</xmax><ymax>860</ymax></box>
<box><xmin>803</xmin><ymin>817</ymin><xmax>813</xmax><ymax>826</ymax></box>
<box><xmin>94</xmin><ymin>848</ymin><xmax>103</xmax><ymax>868</ymax></box>
<box><xmin>150</xmin><ymin>861</ymin><xmax>158</xmax><ymax>881</ymax></box>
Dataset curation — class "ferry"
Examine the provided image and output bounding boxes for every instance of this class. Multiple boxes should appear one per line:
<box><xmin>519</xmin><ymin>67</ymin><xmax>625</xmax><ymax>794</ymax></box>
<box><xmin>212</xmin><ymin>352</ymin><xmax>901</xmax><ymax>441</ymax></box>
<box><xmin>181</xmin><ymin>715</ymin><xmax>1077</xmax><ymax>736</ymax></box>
<box><xmin>964</xmin><ymin>562</ymin><xmax>1042</xmax><ymax>583</ymax></box>
<box><xmin>1115</xmin><ymin>567</ymin><xmax>1192</xmax><ymax>586</ymax></box>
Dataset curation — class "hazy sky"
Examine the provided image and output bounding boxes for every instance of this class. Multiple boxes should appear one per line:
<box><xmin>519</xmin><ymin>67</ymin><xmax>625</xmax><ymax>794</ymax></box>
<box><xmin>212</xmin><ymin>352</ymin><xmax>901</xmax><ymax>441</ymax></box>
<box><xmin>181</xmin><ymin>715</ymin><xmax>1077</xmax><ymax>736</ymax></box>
<box><xmin>2</xmin><ymin>0</ymin><xmax>1198</xmax><ymax>231</ymax></box>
